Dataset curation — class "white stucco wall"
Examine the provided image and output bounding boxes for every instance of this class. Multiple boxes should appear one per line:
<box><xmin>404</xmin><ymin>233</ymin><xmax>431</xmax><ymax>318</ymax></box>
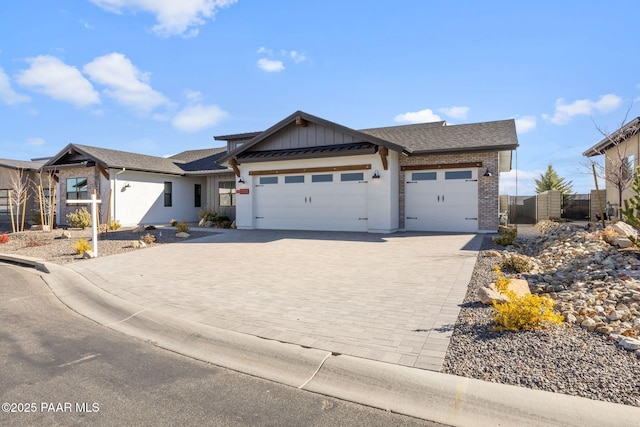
<box><xmin>108</xmin><ymin>169</ymin><xmax>205</xmax><ymax>226</ymax></box>
<box><xmin>233</xmin><ymin>152</ymin><xmax>399</xmax><ymax>233</ymax></box>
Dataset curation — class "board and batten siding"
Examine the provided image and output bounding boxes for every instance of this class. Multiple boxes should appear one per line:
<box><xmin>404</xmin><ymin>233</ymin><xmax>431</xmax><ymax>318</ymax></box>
<box><xmin>205</xmin><ymin>173</ymin><xmax>237</xmax><ymax>221</ymax></box>
<box><xmin>252</xmin><ymin>122</ymin><xmax>362</xmax><ymax>151</ymax></box>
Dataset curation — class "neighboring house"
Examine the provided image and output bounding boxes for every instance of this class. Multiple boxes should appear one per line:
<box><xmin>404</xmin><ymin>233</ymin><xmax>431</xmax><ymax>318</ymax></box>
<box><xmin>43</xmin><ymin>144</ymin><xmax>235</xmax><ymax>227</ymax></box>
<box><xmin>217</xmin><ymin>111</ymin><xmax>518</xmax><ymax>233</ymax></box>
<box><xmin>583</xmin><ymin>116</ymin><xmax>640</xmax><ymax>216</ymax></box>
<box><xmin>0</xmin><ymin>158</ymin><xmax>46</xmax><ymax>229</ymax></box>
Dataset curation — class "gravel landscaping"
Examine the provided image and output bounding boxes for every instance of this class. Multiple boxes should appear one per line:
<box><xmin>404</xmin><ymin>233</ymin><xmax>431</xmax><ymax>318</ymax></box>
<box><xmin>443</xmin><ymin>223</ymin><xmax>640</xmax><ymax>407</ymax></box>
<box><xmin>0</xmin><ymin>226</ymin><xmax>215</xmax><ymax>264</ymax></box>
<box><xmin>2</xmin><ymin>221</ymin><xmax>640</xmax><ymax>407</ymax></box>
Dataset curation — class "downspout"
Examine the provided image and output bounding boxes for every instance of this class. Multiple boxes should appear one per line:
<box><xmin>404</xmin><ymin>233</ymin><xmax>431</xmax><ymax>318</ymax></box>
<box><xmin>114</xmin><ymin>168</ymin><xmax>126</xmax><ymax>222</ymax></box>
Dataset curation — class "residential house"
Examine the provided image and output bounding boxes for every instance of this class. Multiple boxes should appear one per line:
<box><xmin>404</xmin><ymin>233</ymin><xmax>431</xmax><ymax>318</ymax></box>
<box><xmin>43</xmin><ymin>144</ymin><xmax>235</xmax><ymax>227</ymax></box>
<box><xmin>216</xmin><ymin>111</ymin><xmax>518</xmax><ymax>233</ymax></box>
<box><xmin>583</xmin><ymin>116</ymin><xmax>640</xmax><ymax>217</ymax></box>
<box><xmin>0</xmin><ymin>158</ymin><xmax>46</xmax><ymax>230</ymax></box>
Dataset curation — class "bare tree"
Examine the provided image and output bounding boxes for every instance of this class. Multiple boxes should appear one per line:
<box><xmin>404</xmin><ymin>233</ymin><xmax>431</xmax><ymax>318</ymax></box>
<box><xmin>584</xmin><ymin>107</ymin><xmax>640</xmax><ymax>218</ymax></box>
<box><xmin>9</xmin><ymin>168</ymin><xmax>30</xmax><ymax>232</ymax></box>
<box><xmin>36</xmin><ymin>170</ymin><xmax>56</xmax><ymax>231</ymax></box>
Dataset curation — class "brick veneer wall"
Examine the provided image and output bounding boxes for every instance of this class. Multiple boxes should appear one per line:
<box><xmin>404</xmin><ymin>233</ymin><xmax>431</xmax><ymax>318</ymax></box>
<box><xmin>398</xmin><ymin>151</ymin><xmax>500</xmax><ymax>231</ymax></box>
<box><xmin>57</xmin><ymin>167</ymin><xmax>103</xmax><ymax>224</ymax></box>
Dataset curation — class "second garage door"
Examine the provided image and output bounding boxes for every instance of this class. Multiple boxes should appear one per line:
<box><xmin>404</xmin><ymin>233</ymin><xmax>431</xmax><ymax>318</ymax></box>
<box><xmin>253</xmin><ymin>171</ymin><xmax>369</xmax><ymax>231</ymax></box>
<box><xmin>405</xmin><ymin>168</ymin><xmax>478</xmax><ymax>232</ymax></box>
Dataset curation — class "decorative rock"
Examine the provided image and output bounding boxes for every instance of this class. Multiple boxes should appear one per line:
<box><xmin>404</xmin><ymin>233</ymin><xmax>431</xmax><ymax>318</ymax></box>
<box><xmin>176</xmin><ymin>232</ymin><xmax>190</xmax><ymax>238</ymax></box>
<box><xmin>132</xmin><ymin>224</ymin><xmax>145</xmax><ymax>233</ymax></box>
<box><xmin>231</xmin><ymin>220</ymin><xmax>237</xmax><ymax>229</ymax></box>
<box><xmin>613</xmin><ymin>237</ymin><xmax>633</xmax><ymax>249</ymax></box>
<box><xmin>607</xmin><ymin>310</ymin><xmax>624</xmax><ymax>321</ymax></box>
<box><xmin>478</xmin><ymin>286</ymin><xmax>508</xmax><ymax>305</ymax></box>
<box><xmin>204</xmin><ymin>220</ymin><xmax>213</xmax><ymax>228</ymax></box>
<box><xmin>82</xmin><ymin>250</ymin><xmax>95</xmax><ymax>259</ymax></box>
<box><xmin>618</xmin><ymin>337</ymin><xmax>640</xmax><ymax>351</ymax></box>
<box><xmin>60</xmin><ymin>230</ymin><xmax>71</xmax><ymax>239</ymax></box>
<box><xmin>612</xmin><ymin>221</ymin><xmax>638</xmax><ymax>240</ymax></box>
<box><xmin>484</xmin><ymin>250</ymin><xmax>501</xmax><ymax>258</ymax></box>
<box><xmin>198</xmin><ymin>218</ymin><xmax>206</xmax><ymax>227</ymax></box>
<box><xmin>581</xmin><ymin>318</ymin><xmax>596</xmax><ymax>331</ymax></box>
<box><xmin>131</xmin><ymin>240</ymin><xmax>147</xmax><ymax>249</ymax></box>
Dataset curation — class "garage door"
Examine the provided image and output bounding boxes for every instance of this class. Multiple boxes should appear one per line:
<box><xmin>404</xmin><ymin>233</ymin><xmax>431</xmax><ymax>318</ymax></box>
<box><xmin>253</xmin><ymin>171</ymin><xmax>368</xmax><ymax>231</ymax></box>
<box><xmin>405</xmin><ymin>169</ymin><xmax>478</xmax><ymax>232</ymax></box>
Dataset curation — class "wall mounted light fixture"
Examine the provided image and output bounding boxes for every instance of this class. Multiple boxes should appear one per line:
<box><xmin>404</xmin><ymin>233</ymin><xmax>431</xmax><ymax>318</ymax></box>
<box><xmin>238</xmin><ymin>177</ymin><xmax>245</xmax><ymax>184</ymax></box>
<box><xmin>372</xmin><ymin>170</ymin><xmax>381</xmax><ymax>179</ymax></box>
<box><xmin>483</xmin><ymin>168</ymin><xmax>493</xmax><ymax>177</ymax></box>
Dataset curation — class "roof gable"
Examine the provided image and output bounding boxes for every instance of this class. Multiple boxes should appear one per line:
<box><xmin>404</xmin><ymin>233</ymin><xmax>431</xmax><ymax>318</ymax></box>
<box><xmin>218</xmin><ymin>111</ymin><xmax>404</xmax><ymax>163</ymax></box>
<box><xmin>583</xmin><ymin>117</ymin><xmax>640</xmax><ymax>157</ymax></box>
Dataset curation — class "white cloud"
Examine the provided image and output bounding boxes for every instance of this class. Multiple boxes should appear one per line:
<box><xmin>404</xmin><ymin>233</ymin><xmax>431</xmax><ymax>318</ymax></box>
<box><xmin>89</xmin><ymin>0</ymin><xmax>237</xmax><ymax>37</ymax></box>
<box><xmin>257</xmin><ymin>46</ymin><xmax>273</xmax><ymax>55</ymax></box>
<box><xmin>514</xmin><ymin>115</ymin><xmax>536</xmax><ymax>134</ymax></box>
<box><xmin>172</xmin><ymin>104</ymin><xmax>228</xmax><ymax>132</ymax></box>
<box><xmin>543</xmin><ymin>94</ymin><xmax>622</xmax><ymax>125</ymax></box>
<box><xmin>0</xmin><ymin>66</ymin><xmax>30</xmax><ymax>105</ymax></box>
<box><xmin>26</xmin><ymin>137</ymin><xmax>46</xmax><ymax>146</ymax></box>
<box><xmin>257</xmin><ymin>58</ymin><xmax>285</xmax><ymax>73</ymax></box>
<box><xmin>439</xmin><ymin>106</ymin><xmax>469</xmax><ymax>120</ymax></box>
<box><xmin>16</xmin><ymin>55</ymin><xmax>100</xmax><ymax>107</ymax></box>
<box><xmin>290</xmin><ymin>51</ymin><xmax>307</xmax><ymax>64</ymax></box>
<box><xmin>394</xmin><ymin>109</ymin><xmax>442</xmax><ymax>124</ymax></box>
<box><xmin>183</xmin><ymin>90</ymin><xmax>203</xmax><ymax>102</ymax></box>
<box><xmin>83</xmin><ymin>53</ymin><xmax>169</xmax><ymax>114</ymax></box>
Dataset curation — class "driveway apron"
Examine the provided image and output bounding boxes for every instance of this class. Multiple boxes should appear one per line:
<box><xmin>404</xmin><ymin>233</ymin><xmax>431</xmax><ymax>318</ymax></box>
<box><xmin>69</xmin><ymin>229</ymin><xmax>482</xmax><ymax>371</ymax></box>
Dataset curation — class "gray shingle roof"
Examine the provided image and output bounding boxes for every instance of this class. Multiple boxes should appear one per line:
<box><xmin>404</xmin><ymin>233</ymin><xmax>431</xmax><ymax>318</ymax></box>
<box><xmin>171</xmin><ymin>147</ymin><xmax>229</xmax><ymax>173</ymax></box>
<box><xmin>0</xmin><ymin>158</ymin><xmax>45</xmax><ymax>170</ymax></box>
<box><xmin>361</xmin><ymin>119</ymin><xmax>518</xmax><ymax>154</ymax></box>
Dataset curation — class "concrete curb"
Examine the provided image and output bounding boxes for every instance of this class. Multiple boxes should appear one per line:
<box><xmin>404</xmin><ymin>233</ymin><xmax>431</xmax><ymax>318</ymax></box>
<box><xmin>3</xmin><ymin>254</ymin><xmax>640</xmax><ymax>426</ymax></box>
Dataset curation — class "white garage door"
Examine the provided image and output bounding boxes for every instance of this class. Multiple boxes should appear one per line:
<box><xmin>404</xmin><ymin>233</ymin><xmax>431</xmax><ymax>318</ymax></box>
<box><xmin>253</xmin><ymin>171</ymin><xmax>368</xmax><ymax>231</ymax></box>
<box><xmin>405</xmin><ymin>169</ymin><xmax>478</xmax><ymax>232</ymax></box>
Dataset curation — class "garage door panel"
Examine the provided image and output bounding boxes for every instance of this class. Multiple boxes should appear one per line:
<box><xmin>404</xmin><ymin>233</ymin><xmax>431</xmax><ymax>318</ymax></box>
<box><xmin>405</xmin><ymin>169</ymin><xmax>478</xmax><ymax>232</ymax></box>
<box><xmin>253</xmin><ymin>172</ymin><xmax>368</xmax><ymax>232</ymax></box>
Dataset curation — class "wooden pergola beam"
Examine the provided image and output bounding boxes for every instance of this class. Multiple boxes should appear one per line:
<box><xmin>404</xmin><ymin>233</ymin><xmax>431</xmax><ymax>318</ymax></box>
<box><xmin>378</xmin><ymin>146</ymin><xmax>389</xmax><ymax>170</ymax></box>
<box><xmin>229</xmin><ymin>158</ymin><xmax>241</xmax><ymax>177</ymax></box>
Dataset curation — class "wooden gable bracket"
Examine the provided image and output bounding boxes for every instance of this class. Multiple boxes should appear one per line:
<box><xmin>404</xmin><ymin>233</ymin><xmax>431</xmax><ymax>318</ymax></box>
<box><xmin>229</xmin><ymin>158</ymin><xmax>241</xmax><ymax>177</ymax></box>
<box><xmin>378</xmin><ymin>146</ymin><xmax>389</xmax><ymax>170</ymax></box>
<box><xmin>295</xmin><ymin>116</ymin><xmax>308</xmax><ymax>127</ymax></box>
<box><xmin>96</xmin><ymin>163</ymin><xmax>109</xmax><ymax>180</ymax></box>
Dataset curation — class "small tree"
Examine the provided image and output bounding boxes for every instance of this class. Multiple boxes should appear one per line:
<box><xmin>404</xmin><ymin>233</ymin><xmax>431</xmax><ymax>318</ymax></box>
<box><xmin>9</xmin><ymin>168</ymin><xmax>29</xmax><ymax>232</ymax></box>
<box><xmin>620</xmin><ymin>167</ymin><xmax>640</xmax><ymax>228</ymax></box>
<box><xmin>535</xmin><ymin>164</ymin><xmax>573</xmax><ymax>194</ymax></box>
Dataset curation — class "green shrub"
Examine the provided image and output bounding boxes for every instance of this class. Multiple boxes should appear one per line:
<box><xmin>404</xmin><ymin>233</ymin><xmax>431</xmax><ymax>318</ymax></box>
<box><xmin>73</xmin><ymin>238</ymin><xmax>92</xmax><ymax>255</ymax></box>
<box><xmin>493</xmin><ymin>226</ymin><xmax>517</xmax><ymax>246</ymax></box>
<box><xmin>67</xmin><ymin>207</ymin><xmax>92</xmax><ymax>229</ymax></box>
<box><xmin>501</xmin><ymin>254</ymin><xmax>532</xmax><ymax>273</ymax></box>
<box><xmin>491</xmin><ymin>267</ymin><xmax>563</xmax><ymax>332</ymax></box>
<box><xmin>176</xmin><ymin>221</ymin><xmax>189</xmax><ymax>233</ymax></box>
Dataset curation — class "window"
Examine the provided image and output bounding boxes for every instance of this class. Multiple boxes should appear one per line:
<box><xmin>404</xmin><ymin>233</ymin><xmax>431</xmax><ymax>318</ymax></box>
<box><xmin>0</xmin><ymin>189</ymin><xmax>8</xmax><ymax>214</ymax></box>
<box><xmin>312</xmin><ymin>174</ymin><xmax>333</xmax><ymax>183</ymax></box>
<box><xmin>194</xmin><ymin>184</ymin><xmax>202</xmax><ymax>208</ymax></box>
<box><xmin>219</xmin><ymin>182</ymin><xmax>236</xmax><ymax>207</ymax></box>
<box><xmin>259</xmin><ymin>176</ymin><xmax>278</xmax><ymax>185</ymax></box>
<box><xmin>341</xmin><ymin>172</ymin><xmax>364</xmax><ymax>182</ymax></box>
<box><xmin>164</xmin><ymin>182</ymin><xmax>172</xmax><ymax>207</ymax></box>
<box><xmin>285</xmin><ymin>175</ymin><xmax>304</xmax><ymax>184</ymax></box>
<box><xmin>66</xmin><ymin>177</ymin><xmax>88</xmax><ymax>200</ymax></box>
<box><xmin>445</xmin><ymin>170</ymin><xmax>472</xmax><ymax>180</ymax></box>
<box><xmin>412</xmin><ymin>172</ymin><xmax>437</xmax><ymax>181</ymax></box>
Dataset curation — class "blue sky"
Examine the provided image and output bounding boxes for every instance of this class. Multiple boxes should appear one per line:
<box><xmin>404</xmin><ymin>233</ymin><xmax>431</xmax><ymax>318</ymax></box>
<box><xmin>1</xmin><ymin>1</ymin><xmax>639</xmax><ymax>194</ymax></box>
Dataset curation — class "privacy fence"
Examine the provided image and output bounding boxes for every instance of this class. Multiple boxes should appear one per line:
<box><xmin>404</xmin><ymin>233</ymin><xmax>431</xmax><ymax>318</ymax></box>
<box><xmin>500</xmin><ymin>190</ymin><xmax>607</xmax><ymax>224</ymax></box>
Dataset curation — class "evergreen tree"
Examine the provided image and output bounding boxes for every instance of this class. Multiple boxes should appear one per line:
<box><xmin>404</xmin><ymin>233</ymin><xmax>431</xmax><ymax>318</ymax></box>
<box><xmin>621</xmin><ymin>167</ymin><xmax>640</xmax><ymax>228</ymax></box>
<box><xmin>535</xmin><ymin>164</ymin><xmax>573</xmax><ymax>194</ymax></box>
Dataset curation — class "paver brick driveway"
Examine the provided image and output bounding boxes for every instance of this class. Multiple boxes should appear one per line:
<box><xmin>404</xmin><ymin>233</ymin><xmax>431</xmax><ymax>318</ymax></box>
<box><xmin>69</xmin><ymin>229</ymin><xmax>482</xmax><ymax>371</ymax></box>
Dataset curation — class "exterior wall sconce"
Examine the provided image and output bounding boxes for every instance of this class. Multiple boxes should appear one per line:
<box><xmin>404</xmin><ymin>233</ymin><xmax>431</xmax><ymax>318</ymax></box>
<box><xmin>238</xmin><ymin>177</ymin><xmax>245</xmax><ymax>184</ymax></box>
<box><xmin>121</xmin><ymin>182</ymin><xmax>131</xmax><ymax>191</ymax></box>
<box><xmin>372</xmin><ymin>170</ymin><xmax>381</xmax><ymax>179</ymax></box>
<box><xmin>483</xmin><ymin>168</ymin><xmax>493</xmax><ymax>177</ymax></box>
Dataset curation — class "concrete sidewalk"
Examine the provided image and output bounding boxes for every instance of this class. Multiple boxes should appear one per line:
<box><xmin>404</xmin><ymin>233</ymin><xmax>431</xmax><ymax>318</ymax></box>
<box><xmin>3</xmin><ymin>228</ymin><xmax>640</xmax><ymax>425</ymax></box>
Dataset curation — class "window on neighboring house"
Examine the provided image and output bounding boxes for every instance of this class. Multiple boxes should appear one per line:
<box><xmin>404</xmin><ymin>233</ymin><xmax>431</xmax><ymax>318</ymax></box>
<box><xmin>219</xmin><ymin>182</ymin><xmax>236</xmax><ymax>207</ymax></box>
<box><xmin>164</xmin><ymin>182</ymin><xmax>172</xmax><ymax>207</ymax></box>
<box><xmin>66</xmin><ymin>177</ymin><xmax>88</xmax><ymax>200</ymax></box>
<box><xmin>0</xmin><ymin>189</ymin><xmax>8</xmax><ymax>214</ymax></box>
<box><xmin>194</xmin><ymin>184</ymin><xmax>202</xmax><ymax>208</ymax></box>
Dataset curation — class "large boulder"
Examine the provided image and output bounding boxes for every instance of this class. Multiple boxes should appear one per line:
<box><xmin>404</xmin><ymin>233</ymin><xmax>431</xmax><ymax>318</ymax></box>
<box><xmin>478</xmin><ymin>279</ymin><xmax>530</xmax><ymax>305</ymax></box>
<box><xmin>611</xmin><ymin>221</ymin><xmax>638</xmax><ymax>240</ymax></box>
<box><xmin>60</xmin><ymin>230</ymin><xmax>72</xmax><ymax>239</ymax></box>
<box><xmin>176</xmin><ymin>232</ymin><xmax>190</xmax><ymax>238</ymax></box>
<box><xmin>132</xmin><ymin>224</ymin><xmax>145</xmax><ymax>233</ymax></box>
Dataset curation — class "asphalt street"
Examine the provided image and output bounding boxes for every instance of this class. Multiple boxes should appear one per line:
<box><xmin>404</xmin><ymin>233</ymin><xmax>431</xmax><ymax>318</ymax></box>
<box><xmin>0</xmin><ymin>263</ymin><xmax>443</xmax><ymax>426</ymax></box>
